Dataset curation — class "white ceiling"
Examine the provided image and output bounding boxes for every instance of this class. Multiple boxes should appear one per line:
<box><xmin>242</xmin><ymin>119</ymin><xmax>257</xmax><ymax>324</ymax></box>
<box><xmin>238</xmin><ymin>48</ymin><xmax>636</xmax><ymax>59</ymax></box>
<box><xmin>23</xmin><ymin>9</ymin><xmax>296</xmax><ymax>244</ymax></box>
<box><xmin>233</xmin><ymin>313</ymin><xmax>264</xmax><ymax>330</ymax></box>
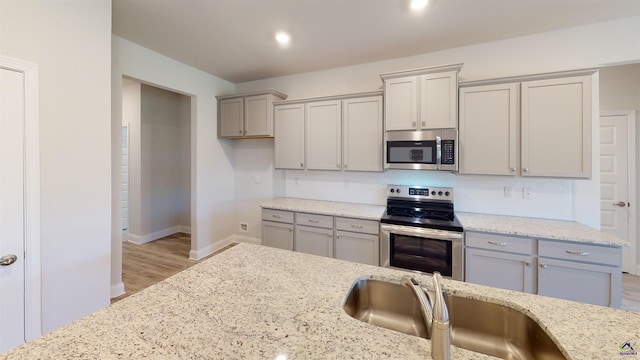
<box><xmin>112</xmin><ymin>0</ymin><xmax>640</xmax><ymax>83</ymax></box>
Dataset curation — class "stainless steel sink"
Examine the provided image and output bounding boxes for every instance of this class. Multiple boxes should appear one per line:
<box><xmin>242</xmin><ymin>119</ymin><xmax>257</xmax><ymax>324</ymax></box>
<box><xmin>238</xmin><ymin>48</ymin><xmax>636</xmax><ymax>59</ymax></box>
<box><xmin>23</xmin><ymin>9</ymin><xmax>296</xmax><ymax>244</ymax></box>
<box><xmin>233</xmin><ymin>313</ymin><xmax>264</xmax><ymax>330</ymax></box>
<box><xmin>343</xmin><ymin>277</ymin><xmax>567</xmax><ymax>360</ymax></box>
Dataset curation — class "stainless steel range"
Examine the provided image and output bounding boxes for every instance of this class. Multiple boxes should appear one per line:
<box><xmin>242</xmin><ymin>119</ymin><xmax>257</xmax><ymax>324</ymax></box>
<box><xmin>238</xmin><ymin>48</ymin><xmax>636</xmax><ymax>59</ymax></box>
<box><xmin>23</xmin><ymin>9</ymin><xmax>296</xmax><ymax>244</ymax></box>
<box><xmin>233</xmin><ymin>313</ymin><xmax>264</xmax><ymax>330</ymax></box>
<box><xmin>380</xmin><ymin>185</ymin><xmax>464</xmax><ymax>280</ymax></box>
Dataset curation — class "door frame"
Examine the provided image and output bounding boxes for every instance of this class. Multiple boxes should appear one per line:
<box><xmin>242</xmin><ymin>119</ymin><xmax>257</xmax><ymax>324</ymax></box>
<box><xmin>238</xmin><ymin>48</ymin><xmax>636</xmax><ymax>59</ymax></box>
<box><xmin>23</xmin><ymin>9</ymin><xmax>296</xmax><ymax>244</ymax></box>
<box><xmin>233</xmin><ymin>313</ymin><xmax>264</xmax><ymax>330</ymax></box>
<box><xmin>0</xmin><ymin>55</ymin><xmax>42</xmax><ymax>341</ymax></box>
<box><xmin>601</xmin><ymin>110</ymin><xmax>637</xmax><ymax>274</ymax></box>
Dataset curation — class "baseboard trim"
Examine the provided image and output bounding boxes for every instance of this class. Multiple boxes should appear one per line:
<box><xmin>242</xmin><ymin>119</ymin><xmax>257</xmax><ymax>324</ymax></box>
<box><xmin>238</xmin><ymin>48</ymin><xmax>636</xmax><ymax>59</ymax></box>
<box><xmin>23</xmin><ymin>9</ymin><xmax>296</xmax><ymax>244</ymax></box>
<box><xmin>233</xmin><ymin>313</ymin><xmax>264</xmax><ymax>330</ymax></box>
<box><xmin>110</xmin><ymin>282</ymin><xmax>125</xmax><ymax>299</ymax></box>
<box><xmin>128</xmin><ymin>225</ymin><xmax>190</xmax><ymax>245</ymax></box>
<box><xmin>188</xmin><ymin>235</ymin><xmax>261</xmax><ymax>260</ymax></box>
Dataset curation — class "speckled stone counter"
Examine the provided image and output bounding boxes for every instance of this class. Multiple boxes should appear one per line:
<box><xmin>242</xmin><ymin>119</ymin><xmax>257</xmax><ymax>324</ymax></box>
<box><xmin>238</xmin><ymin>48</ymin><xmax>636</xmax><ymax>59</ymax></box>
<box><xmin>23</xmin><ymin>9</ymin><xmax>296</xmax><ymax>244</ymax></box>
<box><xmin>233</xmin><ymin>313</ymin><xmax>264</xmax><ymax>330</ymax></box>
<box><xmin>261</xmin><ymin>197</ymin><xmax>386</xmax><ymax>220</ymax></box>
<box><xmin>4</xmin><ymin>243</ymin><xmax>639</xmax><ymax>359</ymax></box>
<box><xmin>457</xmin><ymin>212</ymin><xmax>628</xmax><ymax>247</ymax></box>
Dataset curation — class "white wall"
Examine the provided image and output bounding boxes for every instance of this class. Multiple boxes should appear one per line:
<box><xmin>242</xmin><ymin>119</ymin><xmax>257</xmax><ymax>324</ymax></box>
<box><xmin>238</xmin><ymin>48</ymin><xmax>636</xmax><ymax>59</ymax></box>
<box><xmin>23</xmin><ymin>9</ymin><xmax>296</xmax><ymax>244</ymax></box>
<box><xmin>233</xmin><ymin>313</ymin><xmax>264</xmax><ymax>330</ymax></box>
<box><xmin>0</xmin><ymin>1</ymin><xmax>112</xmax><ymax>333</ymax></box>
<box><xmin>122</xmin><ymin>81</ymin><xmax>141</xmax><ymax>239</ymax></box>
<box><xmin>234</xmin><ymin>17</ymin><xmax>640</xmax><ymax>239</ymax></box>
<box><xmin>111</xmin><ymin>36</ymin><xmax>237</xmax><ymax>281</ymax></box>
<box><xmin>138</xmin><ymin>84</ymin><xmax>190</xmax><ymax>238</ymax></box>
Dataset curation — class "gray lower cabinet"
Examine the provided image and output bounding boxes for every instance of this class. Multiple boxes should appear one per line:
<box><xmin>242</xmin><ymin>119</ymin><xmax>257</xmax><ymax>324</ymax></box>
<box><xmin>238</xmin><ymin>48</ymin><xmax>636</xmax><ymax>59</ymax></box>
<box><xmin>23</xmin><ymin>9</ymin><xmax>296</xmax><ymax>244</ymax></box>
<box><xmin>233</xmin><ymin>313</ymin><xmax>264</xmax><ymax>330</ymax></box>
<box><xmin>261</xmin><ymin>208</ymin><xmax>380</xmax><ymax>264</ymax></box>
<box><xmin>335</xmin><ymin>217</ymin><xmax>380</xmax><ymax>266</ymax></box>
<box><xmin>295</xmin><ymin>225</ymin><xmax>334</xmax><ymax>258</ymax></box>
<box><xmin>465</xmin><ymin>231</ymin><xmax>622</xmax><ymax>307</ymax></box>
<box><xmin>261</xmin><ymin>209</ymin><xmax>294</xmax><ymax>251</ymax></box>
<box><xmin>538</xmin><ymin>240</ymin><xmax>622</xmax><ymax>307</ymax></box>
<box><xmin>465</xmin><ymin>232</ymin><xmax>535</xmax><ymax>293</ymax></box>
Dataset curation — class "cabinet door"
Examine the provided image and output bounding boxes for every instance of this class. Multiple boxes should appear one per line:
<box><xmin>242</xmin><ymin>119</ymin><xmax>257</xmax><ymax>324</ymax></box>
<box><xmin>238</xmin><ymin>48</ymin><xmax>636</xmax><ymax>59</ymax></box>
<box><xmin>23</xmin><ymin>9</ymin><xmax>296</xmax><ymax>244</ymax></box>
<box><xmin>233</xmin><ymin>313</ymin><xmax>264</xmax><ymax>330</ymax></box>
<box><xmin>274</xmin><ymin>104</ymin><xmax>305</xmax><ymax>169</ymax></box>
<box><xmin>219</xmin><ymin>98</ymin><xmax>244</xmax><ymax>137</ymax></box>
<box><xmin>538</xmin><ymin>257</ymin><xmax>620</xmax><ymax>307</ymax></box>
<box><xmin>420</xmin><ymin>71</ymin><xmax>458</xmax><ymax>129</ymax></box>
<box><xmin>521</xmin><ymin>75</ymin><xmax>592</xmax><ymax>178</ymax></box>
<box><xmin>244</xmin><ymin>94</ymin><xmax>272</xmax><ymax>137</ymax></box>
<box><xmin>306</xmin><ymin>100</ymin><xmax>341</xmax><ymax>170</ymax></box>
<box><xmin>459</xmin><ymin>83</ymin><xmax>518</xmax><ymax>175</ymax></box>
<box><xmin>466</xmin><ymin>248</ymin><xmax>535</xmax><ymax>293</ymax></box>
<box><xmin>342</xmin><ymin>96</ymin><xmax>383</xmax><ymax>172</ymax></box>
<box><xmin>262</xmin><ymin>221</ymin><xmax>294</xmax><ymax>251</ymax></box>
<box><xmin>295</xmin><ymin>225</ymin><xmax>333</xmax><ymax>258</ymax></box>
<box><xmin>384</xmin><ymin>76</ymin><xmax>418</xmax><ymax>130</ymax></box>
<box><xmin>335</xmin><ymin>231</ymin><xmax>379</xmax><ymax>266</ymax></box>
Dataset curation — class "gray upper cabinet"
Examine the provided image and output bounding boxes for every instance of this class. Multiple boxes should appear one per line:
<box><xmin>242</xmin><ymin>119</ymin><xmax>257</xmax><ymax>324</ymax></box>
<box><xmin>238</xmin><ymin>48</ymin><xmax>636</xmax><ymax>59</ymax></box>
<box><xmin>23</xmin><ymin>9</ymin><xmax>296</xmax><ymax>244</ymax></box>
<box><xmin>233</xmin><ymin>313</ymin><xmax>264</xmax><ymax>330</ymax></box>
<box><xmin>274</xmin><ymin>91</ymin><xmax>383</xmax><ymax>172</ymax></box>
<box><xmin>216</xmin><ymin>89</ymin><xmax>287</xmax><ymax>139</ymax></box>
<box><xmin>381</xmin><ymin>64</ymin><xmax>462</xmax><ymax>131</ymax></box>
<box><xmin>459</xmin><ymin>70</ymin><xmax>595</xmax><ymax>178</ymax></box>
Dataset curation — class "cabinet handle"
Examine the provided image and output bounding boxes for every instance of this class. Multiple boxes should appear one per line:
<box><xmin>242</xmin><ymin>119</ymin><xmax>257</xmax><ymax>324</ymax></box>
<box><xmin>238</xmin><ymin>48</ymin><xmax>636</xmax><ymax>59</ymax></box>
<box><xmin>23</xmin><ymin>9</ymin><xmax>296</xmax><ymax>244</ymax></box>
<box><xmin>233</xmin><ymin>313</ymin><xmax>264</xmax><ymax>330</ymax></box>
<box><xmin>540</xmin><ymin>263</ymin><xmax>547</xmax><ymax>269</ymax></box>
<box><xmin>565</xmin><ymin>250</ymin><xmax>589</xmax><ymax>256</ymax></box>
<box><xmin>300</xmin><ymin>163</ymin><xmax>304</xmax><ymax>168</ymax></box>
<box><xmin>488</xmin><ymin>241</ymin><xmax>507</xmax><ymax>246</ymax></box>
<box><xmin>412</xmin><ymin>121</ymin><xmax>417</xmax><ymax>128</ymax></box>
<box><xmin>613</xmin><ymin>201</ymin><xmax>627</xmax><ymax>207</ymax></box>
<box><xmin>350</xmin><ymin>224</ymin><xmax>364</xmax><ymax>229</ymax></box>
<box><xmin>288</xmin><ymin>229</ymin><xmax>292</xmax><ymax>232</ymax></box>
<box><xmin>239</xmin><ymin>130</ymin><xmax>242</xmax><ymax>134</ymax></box>
<box><xmin>337</xmin><ymin>164</ymin><xmax>340</xmax><ymax>169</ymax></box>
<box><xmin>308</xmin><ymin>219</ymin><xmax>320</xmax><ymax>223</ymax></box>
<box><xmin>271</xmin><ymin>214</ymin><xmax>282</xmax><ymax>219</ymax></box>
<box><xmin>421</xmin><ymin>121</ymin><xmax>425</xmax><ymax>127</ymax></box>
<box><xmin>524</xmin><ymin>261</ymin><xmax>531</xmax><ymax>266</ymax></box>
<box><xmin>523</xmin><ymin>168</ymin><xmax>529</xmax><ymax>173</ymax></box>
<box><xmin>511</xmin><ymin>167</ymin><xmax>517</xmax><ymax>172</ymax></box>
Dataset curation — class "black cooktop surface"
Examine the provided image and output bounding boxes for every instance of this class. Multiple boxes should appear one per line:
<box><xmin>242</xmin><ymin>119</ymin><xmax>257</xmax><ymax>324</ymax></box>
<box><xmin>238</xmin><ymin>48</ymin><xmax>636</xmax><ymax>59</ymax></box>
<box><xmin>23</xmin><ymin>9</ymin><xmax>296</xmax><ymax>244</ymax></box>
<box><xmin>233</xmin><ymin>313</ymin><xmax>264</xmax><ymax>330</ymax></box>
<box><xmin>380</xmin><ymin>198</ymin><xmax>463</xmax><ymax>232</ymax></box>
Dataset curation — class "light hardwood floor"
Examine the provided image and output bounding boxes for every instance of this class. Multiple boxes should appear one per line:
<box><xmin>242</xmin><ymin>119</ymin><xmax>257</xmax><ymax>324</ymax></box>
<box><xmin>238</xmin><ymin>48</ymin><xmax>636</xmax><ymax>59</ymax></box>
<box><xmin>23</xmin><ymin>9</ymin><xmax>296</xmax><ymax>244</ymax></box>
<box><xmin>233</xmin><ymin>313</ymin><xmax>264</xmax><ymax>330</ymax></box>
<box><xmin>112</xmin><ymin>234</ymin><xmax>640</xmax><ymax>312</ymax></box>
<box><xmin>111</xmin><ymin>233</ymin><xmax>235</xmax><ymax>303</ymax></box>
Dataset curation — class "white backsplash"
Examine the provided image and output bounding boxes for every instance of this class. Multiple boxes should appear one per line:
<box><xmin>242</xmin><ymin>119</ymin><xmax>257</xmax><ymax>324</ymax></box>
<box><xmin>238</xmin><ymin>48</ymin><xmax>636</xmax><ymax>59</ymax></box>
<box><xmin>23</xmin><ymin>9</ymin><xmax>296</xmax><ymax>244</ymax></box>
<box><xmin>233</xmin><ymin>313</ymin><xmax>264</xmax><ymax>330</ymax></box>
<box><xmin>283</xmin><ymin>170</ymin><xmax>573</xmax><ymax>221</ymax></box>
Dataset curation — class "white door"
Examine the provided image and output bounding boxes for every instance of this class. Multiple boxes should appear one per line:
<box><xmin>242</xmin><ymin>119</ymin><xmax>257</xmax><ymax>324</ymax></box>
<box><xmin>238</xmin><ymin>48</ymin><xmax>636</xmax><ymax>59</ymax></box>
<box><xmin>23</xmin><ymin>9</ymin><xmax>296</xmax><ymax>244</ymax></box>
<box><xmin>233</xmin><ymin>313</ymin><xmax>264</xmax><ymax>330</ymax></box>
<box><xmin>600</xmin><ymin>111</ymin><xmax>636</xmax><ymax>274</ymax></box>
<box><xmin>122</xmin><ymin>125</ymin><xmax>129</xmax><ymax>233</ymax></box>
<box><xmin>0</xmin><ymin>66</ymin><xmax>26</xmax><ymax>352</ymax></box>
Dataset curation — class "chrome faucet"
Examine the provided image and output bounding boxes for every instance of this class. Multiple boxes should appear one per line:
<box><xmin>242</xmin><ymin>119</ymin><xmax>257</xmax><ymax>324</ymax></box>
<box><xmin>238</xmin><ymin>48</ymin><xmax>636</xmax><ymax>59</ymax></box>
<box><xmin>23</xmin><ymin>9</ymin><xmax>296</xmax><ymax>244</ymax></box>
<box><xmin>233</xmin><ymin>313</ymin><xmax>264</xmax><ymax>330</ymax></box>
<box><xmin>402</xmin><ymin>272</ymin><xmax>451</xmax><ymax>360</ymax></box>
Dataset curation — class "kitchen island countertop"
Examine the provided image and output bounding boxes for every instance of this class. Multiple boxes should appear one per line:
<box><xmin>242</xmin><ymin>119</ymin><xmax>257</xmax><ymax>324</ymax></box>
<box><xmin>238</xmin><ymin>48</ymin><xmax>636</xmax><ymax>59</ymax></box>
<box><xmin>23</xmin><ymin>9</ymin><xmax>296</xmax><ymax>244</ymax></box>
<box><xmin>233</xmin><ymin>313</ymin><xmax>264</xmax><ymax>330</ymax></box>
<box><xmin>3</xmin><ymin>243</ymin><xmax>639</xmax><ymax>359</ymax></box>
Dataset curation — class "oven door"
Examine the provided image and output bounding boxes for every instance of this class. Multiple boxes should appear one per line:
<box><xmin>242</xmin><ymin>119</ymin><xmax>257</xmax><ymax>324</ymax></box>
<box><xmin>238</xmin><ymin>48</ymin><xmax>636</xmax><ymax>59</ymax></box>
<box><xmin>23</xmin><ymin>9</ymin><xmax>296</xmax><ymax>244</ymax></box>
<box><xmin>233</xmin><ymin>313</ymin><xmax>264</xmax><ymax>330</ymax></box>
<box><xmin>380</xmin><ymin>223</ymin><xmax>464</xmax><ymax>281</ymax></box>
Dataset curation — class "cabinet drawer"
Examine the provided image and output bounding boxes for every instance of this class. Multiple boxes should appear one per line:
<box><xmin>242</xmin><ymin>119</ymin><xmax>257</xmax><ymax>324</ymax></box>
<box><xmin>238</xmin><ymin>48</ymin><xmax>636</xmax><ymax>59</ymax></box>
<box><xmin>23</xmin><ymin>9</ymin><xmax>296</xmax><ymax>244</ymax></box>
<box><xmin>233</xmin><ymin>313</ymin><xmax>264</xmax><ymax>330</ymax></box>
<box><xmin>538</xmin><ymin>240</ymin><xmax>621</xmax><ymax>267</ymax></box>
<box><xmin>466</xmin><ymin>231</ymin><xmax>534</xmax><ymax>255</ymax></box>
<box><xmin>262</xmin><ymin>208</ymin><xmax>294</xmax><ymax>224</ymax></box>
<box><xmin>296</xmin><ymin>212</ymin><xmax>334</xmax><ymax>229</ymax></box>
<box><xmin>335</xmin><ymin>217</ymin><xmax>379</xmax><ymax>235</ymax></box>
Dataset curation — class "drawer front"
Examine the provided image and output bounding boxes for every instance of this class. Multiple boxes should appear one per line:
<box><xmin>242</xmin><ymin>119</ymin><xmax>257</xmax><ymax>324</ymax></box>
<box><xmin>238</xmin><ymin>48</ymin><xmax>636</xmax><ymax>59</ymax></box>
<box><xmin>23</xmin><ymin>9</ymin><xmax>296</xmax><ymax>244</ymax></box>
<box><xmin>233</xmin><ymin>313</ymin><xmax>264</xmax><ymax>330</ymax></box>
<box><xmin>335</xmin><ymin>217</ymin><xmax>379</xmax><ymax>235</ymax></box>
<box><xmin>538</xmin><ymin>239</ymin><xmax>621</xmax><ymax>267</ymax></box>
<box><xmin>262</xmin><ymin>208</ymin><xmax>294</xmax><ymax>223</ymax></box>
<box><xmin>466</xmin><ymin>231</ymin><xmax>534</xmax><ymax>255</ymax></box>
<box><xmin>296</xmin><ymin>212</ymin><xmax>334</xmax><ymax>229</ymax></box>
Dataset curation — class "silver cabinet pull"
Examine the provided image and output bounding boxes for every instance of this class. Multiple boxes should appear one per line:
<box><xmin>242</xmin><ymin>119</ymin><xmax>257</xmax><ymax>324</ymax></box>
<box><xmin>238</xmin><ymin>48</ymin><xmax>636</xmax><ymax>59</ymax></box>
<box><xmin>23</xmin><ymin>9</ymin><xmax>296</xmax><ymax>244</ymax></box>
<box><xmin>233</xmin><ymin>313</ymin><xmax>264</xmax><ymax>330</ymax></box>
<box><xmin>308</xmin><ymin>219</ymin><xmax>320</xmax><ymax>223</ymax></box>
<box><xmin>0</xmin><ymin>254</ymin><xmax>17</xmax><ymax>266</ymax></box>
<box><xmin>300</xmin><ymin>163</ymin><xmax>303</xmax><ymax>168</ymax></box>
<box><xmin>614</xmin><ymin>201</ymin><xmax>627</xmax><ymax>207</ymax></box>
<box><xmin>239</xmin><ymin>129</ymin><xmax>242</xmax><ymax>134</ymax></box>
<box><xmin>412</xmin><ymin>121</ymin><xmax>417</xmax><ymax>128</ymax></box>
<box><xmin>540</xmin><ymin>263</ymin><xmax>547</xmax><ymax>269</ymax></box>
<box><xmin>566</xmin><ymin>250</ymin><xmax>589</xmax><ymax>256</ymax></box>
<box><xmin>511</xmin><ymin>167</ymin><xmax>517</xmax><ymax>172</ymax></box>
<box><xmin>488</xmin><ymin>241</ymin><xmax>507</xmax><ymax>246</ymax></box>
<box><xmin>421</xmin><ymin>121</ymin><xmax>425</xmax><ymax>127</ymax></box>
<box><xmin>350</xmin><ymin>224</ymin><xmax>364</xmax><ymax>229</ymax></box>
<box><xmin>271</xmin><ymin>214</ymin><xmax>282</xmax><ymax>219</ymax></box>
<box><xmin>524</xmin><ymin>261</ymin><xmax>531</xmax><ymax>266</ymax></box>
<box><xmin>523</xmin><ymin>168</ymin><xmax>529</xmax><ymax>173</ymax></box>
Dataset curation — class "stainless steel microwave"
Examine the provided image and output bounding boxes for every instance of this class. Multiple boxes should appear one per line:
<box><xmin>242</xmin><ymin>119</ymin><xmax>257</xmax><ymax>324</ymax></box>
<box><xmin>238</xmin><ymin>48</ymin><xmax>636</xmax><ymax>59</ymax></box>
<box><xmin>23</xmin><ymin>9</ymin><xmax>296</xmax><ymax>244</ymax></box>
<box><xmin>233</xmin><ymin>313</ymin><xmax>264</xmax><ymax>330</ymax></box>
<box><xmin>384</xmin><ymin>129</ymin><xmax>458</xmax><ymax>171</ymax></box>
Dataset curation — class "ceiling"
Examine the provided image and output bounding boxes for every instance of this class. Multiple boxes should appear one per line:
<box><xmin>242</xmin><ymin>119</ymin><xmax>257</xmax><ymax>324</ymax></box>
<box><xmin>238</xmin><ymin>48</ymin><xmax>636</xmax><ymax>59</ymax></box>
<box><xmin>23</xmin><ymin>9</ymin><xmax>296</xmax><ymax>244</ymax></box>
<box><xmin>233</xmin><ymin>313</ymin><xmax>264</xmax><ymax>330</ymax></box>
<box><xmin>112</xmin><ymin>0</ymin><xmax>640</xmax><ymax>84</ymax></box>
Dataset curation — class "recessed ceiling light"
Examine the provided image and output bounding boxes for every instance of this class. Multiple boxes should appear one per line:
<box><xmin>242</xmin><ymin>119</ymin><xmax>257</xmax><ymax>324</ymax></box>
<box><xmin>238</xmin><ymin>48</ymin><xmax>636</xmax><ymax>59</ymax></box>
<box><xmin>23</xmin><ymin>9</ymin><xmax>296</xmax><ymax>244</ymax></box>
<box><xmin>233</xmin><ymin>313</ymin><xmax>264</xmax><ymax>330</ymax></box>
<box><xmin>410</xmin><ymin>0</ymin><xmax>429</xmax><ymax>11</ymax></box>
<box><xmin>275</xmin><ymin>32</ymin><xmax>290</xmax><ymax>45</ymax></box>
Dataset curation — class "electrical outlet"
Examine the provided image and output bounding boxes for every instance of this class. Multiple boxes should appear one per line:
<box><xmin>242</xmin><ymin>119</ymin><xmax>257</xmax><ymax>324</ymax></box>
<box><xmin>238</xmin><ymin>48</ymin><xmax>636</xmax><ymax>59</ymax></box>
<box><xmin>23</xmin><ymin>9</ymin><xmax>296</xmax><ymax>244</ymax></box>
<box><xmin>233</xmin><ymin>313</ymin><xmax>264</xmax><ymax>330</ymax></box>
<box><xmin>523</xmin><ymin>187</ymin><xmax>532</xmax><ymax>200</ymax></box>
<box><xmin>504</xmin><ymin>186</ymin><xmax>512</xmax><ymax>198</ymax></box>
<box><xmin>240</xmin><ymin>222</ymin><xmax>248</xmax><ymax>233</ymax></box>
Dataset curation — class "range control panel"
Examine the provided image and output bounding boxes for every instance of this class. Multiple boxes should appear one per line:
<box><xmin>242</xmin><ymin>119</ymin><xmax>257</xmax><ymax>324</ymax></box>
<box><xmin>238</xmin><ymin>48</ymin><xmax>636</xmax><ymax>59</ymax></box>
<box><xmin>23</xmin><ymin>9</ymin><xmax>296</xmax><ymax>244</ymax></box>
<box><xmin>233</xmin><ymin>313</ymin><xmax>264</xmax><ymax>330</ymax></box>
<box><xmin>387</xmin><ymin>185</ymin><xmax>454</xmax><ymax>202</ymax></box>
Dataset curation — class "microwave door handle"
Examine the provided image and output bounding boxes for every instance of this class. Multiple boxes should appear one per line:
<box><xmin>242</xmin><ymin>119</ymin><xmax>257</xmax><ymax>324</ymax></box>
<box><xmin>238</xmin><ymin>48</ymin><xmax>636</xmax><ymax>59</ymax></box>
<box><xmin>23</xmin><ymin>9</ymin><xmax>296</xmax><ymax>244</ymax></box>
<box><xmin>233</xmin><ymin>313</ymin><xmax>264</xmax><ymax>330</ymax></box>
<box><xmin>436</xmin><ymin>136</ymin><xmax>442</xmax><ymax>169</ymax></box>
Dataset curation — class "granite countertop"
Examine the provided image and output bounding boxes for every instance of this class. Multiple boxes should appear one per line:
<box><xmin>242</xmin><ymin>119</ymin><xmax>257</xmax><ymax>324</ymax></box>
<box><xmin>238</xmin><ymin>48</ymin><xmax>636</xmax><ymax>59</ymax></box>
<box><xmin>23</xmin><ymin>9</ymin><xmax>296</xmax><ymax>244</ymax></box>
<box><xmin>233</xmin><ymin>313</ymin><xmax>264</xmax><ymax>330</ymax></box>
<box><xmin>456</xmin><ymin>212</ymin><xmax>628</xmax><ymax>247</ymax></box>
<box><xmin>4</xmin><ymin>243</ymin><xmax>639</xmax><ymax>359</ymax></box>
<box><xmin>261</xmin><ymin>197</ymin><xmax>386</xmax><ymax>220</ymax></box>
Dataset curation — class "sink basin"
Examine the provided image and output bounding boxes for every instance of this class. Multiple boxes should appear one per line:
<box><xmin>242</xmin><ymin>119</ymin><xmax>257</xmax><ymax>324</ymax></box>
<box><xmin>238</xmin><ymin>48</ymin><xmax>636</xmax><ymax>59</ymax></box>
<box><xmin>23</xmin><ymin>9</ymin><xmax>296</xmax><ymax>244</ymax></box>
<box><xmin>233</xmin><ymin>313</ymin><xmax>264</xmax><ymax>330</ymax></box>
<box><xmin>343</xmin><ymin>277</ymin><xmax>567</xmax><ymax>360</ymax></box>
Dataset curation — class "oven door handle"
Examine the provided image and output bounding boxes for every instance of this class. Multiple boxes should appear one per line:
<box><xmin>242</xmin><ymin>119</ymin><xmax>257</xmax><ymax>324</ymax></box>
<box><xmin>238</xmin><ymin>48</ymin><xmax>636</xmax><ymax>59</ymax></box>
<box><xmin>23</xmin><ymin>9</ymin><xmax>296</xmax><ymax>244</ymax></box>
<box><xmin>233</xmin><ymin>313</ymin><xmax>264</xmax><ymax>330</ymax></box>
<box><xmin>381</xmin><ymin>224</ymin><xmax>463</xmax><ymax>241</ymax></box>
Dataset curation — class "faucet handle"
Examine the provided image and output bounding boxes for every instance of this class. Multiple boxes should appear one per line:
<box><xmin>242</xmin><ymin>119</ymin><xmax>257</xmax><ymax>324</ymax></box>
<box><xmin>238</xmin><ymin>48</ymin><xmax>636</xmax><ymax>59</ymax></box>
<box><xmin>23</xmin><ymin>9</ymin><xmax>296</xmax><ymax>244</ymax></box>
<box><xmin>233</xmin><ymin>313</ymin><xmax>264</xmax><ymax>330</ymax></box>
<box><xmin>431</xmin><ymin>272</ymin><xmax>449</xmax><ymax>322</ymax></box>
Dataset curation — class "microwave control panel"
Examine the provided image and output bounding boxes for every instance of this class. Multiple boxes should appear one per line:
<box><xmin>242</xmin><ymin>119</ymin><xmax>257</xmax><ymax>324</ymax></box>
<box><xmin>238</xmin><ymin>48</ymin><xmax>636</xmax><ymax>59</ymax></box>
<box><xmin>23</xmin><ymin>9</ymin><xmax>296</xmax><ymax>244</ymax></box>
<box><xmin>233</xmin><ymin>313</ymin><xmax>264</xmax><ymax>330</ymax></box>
<box><xmin>441</xmin><ymin>140</ymin><xmax>455</xmax><ymax>165</ymax></box>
